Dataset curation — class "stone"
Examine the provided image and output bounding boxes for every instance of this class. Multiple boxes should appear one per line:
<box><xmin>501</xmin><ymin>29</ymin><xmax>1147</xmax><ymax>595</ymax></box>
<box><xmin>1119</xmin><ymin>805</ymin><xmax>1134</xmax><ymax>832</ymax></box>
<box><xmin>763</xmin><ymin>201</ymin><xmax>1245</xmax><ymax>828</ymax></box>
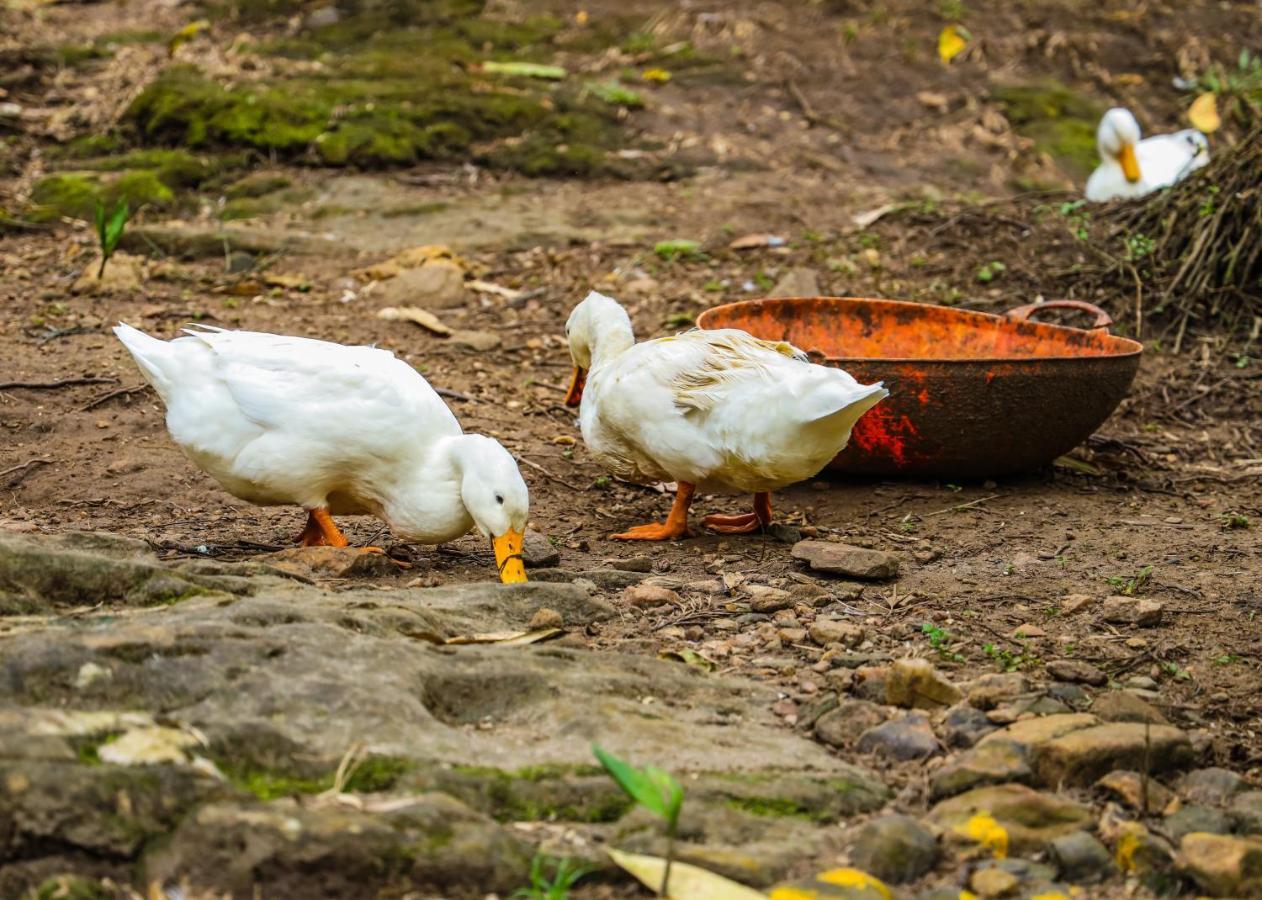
<box><xmin>97</xmin><ymin>726</ymin><xmax>198</xmax><ymax>766</ymax></box>
<box><xmin>787</xmin><ymin>582</ymin><xmax>832</xmax><ymax>606</ymax></box>
<box><xmin>1095</xmin><ymin>769</ymin><xmax>1174</xmax><ymax>811</ymax></box>
<box><xmin>1166</xmin><ymin>805</ymin><xmax>1233</xmax><ymax>840</ymax></box>
<box><xmin>965</xmin><ymin>673</ymin><xmax>1030</xmax><ymax>711</ymax></box>
<box><xmin>529</xmin><ymin>568</ymin><xmax>648</xmax><ymax>590</ymax></box>
<box><xmin>969</xmin><ymin>866</ymin><xmax>1020</xmax><ymax>897</ymax></box>
<box><xmin>527</xmin><ymin>608</ymin><xmax>564</xmax><ymax>630</ymax></box>
<box><xmin>747</xmin><ymin>585</ymin><xmax>794</xmax><ymax>613</ymax></box>
<box><xmin>1033</xmin><ymin>723</ymin><xmax>1194</xmax><ymax>787</ymax></box>
<box><xmin>767</xmin><ymin>523</ymin><xmax>802</xmax><ymax>544</ymax></box>
<box><xmin>1110</xmin><ymin>821</ymin><xmax>1176</xmax><ymax>888</ymax></box>
<box><xmin>814</xmin><ymin>700</ymin><xmax>888</xmax><ymax>749</ymax></box>
<box><xmin>1091</xmin><ymin>690</ymin><xmax>1169</xmax><ymax>724</ymax></box>
<box><xmin>791</xmin><ymin>541</ymin><xmax>899</xmax><ymax>580</ymax></box>
<box><xmin>1231</xmin><ymin>792</ymin><xmax>1262</xmax><ymax>835</ymax></box>
<box><xmin>264</xmin><ymin>546</ymin><xmax>401</xmax><ymax>580</ymax></box>
<box><xmin>378</xmin><ymin>259</ymin><xmax>467</xmax><ymax>308</ymax></box>
<box><xmin>1011</xmin><ymin>623</ymin><xmax>1046</xmax><ymax>638</ymax></box>
<box><xmin>852</xmin><ymin>666</ymin><xmax>889</xmax><ymax>703</ymax></box>
<box><xmin>848</xmin><ymin>815</ymin><xmax>938</xmax><ymax>884</ymax></box>
<box><xmin>1046</xmin><ymin>682</ymin><xmax>1089</xmax><ymax>705</ymax></box>
<box><xmin>1179</xmin><ymin>832</ymin><xmax>1262</xmax><ymax>898</ymax></box>
<box><xmin>1102</xmin><ymin>595</ymin><xmax>1164</xmax><ymax>626</ymax></box>
<box><xmin>979</xmin><ymin>713</ymin><xmax>1098</xmax><ymax>750</ymax></box>
<box><xmin>623</xmin><ymin>584</ymin><xmax>682</xmax><ymax>608</ymax></box>
<box><xmin>1061</xmin><ymin>593</ymin><xmax>1095</xmax><ymax>614</ymax></box>
<box><xmin>886</xmin><ymin>658</ymin><xmax>963</xmax><ymax>709</ymax></box>
<box><xmin>1046</xmin><ymin>658</ymin><xmax>1107</xmax><ymax>686</ymax></box>
<box><xmin>944</xmin><ymin>704</ymin><xmax>998</xmax><ymax>748</ymax></box>
<box><xmin>769</xmin><ymin>267</ymin><xmax>821</xmax><ymax>298</ymax></box>
<box><xmin>931</xmin><ymin>740</ymin><xmax>1032</xmax><ymax>799</ymax></box>
<box><xmin>856</xmin><ymin>712</ymin><xmax>938</xmax><ymax>761</ymax></box>
<box><xmin>809</xmin><ymin>618</ymin><xmax>865</xmax><ymax>648</ymax></box>
<box><xmin>928</xmin><ymin>783</ymin><xmax>1092</xmax><ymax>854</ymax></box>
<box><xmin>608</xmin><ymin>555</ymin><xmax>652</xmax><ymax>573</ymax></box>
<box><xmin>1049</xmin><ymin>830</ymin><xmax>1114</xmax><ymax>883</ymax></box>
<box><xmin>1182</xmin><ymin>768</ymin><xmax>1247</xmax><ymax>806</ymax></box>
<box><xmin>449</xmin><ymin>329</ymin><xmax>501</xmax><ymax>352</ymax></box>
<box><xmin>71</xmin><ymin>251</ymin><xmax>146</xmax><ymax>295</ymax></box>
<box><xmin>521</xmin><ymin>531</ymin><xmax>560</xmax><ymax>568</ymax></box>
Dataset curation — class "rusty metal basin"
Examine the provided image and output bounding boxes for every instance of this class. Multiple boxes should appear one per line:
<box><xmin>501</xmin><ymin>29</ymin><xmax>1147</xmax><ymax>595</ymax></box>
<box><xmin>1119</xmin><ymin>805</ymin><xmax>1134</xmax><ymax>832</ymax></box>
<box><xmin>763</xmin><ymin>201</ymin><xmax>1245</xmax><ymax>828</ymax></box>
<box><xmin>695</xmin><ymin>297</ymin><xmax>1143</xmax><ymax>478</ymax></box>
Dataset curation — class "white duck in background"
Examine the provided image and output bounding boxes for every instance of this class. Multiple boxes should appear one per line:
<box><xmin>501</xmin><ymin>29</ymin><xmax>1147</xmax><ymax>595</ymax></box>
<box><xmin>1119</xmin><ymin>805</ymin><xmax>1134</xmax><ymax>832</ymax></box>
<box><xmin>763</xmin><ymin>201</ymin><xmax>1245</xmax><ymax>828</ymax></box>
<box><xmin>1085</xmin><ymin>107</ymin><xmax>1210</xmax><ymax>202</ymax></box>
<box><xmin>114</xmin><ymin>324</ymin><xmax>529</xmax><ymax>582</ymax></box>
<box><xmin>563</xmin><ymin>291</ymin><xmax>887</xmax><ymax>540</ymax></box>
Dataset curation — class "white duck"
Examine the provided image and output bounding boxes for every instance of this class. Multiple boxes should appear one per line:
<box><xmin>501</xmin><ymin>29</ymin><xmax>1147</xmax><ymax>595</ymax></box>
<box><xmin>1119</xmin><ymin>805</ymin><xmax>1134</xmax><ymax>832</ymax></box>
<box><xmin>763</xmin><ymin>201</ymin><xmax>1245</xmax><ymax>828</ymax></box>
<box><xmin>114</xmin><ymin>324</ymin><xmax>529</xmax><ymax>582</ymax></box>
<box><xmin>1085</xmin><ymin>107</ymin><xmax>1209</xmax><ymax>202</ymax></box>
<box><xmin>563</xmin><ymin>291</ymin><xmax>887</xmax><ymax>540</ymax></box>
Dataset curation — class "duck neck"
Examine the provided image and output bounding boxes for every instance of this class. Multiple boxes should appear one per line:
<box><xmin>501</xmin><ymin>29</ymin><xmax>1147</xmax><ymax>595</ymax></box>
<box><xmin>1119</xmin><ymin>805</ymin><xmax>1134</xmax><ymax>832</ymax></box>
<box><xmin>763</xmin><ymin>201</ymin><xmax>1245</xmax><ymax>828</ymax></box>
<box><xmin>588</xmin><ymin>301</ymin><xmax>636</xmax><ymax>370</ymax></box>
<box><xmin>380</xmin><ymin>435</ymin><xmax>472</xmax><ymax>543</ymax></box>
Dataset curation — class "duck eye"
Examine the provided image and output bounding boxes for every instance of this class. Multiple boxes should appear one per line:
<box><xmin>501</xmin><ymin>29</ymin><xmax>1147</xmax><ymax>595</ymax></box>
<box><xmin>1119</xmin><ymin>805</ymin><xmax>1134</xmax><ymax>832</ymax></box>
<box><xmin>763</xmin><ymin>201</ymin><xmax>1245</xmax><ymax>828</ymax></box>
<box><xmin>495</xmin><ymin>494</ymin><xmax>504</xmax><ymax>505</ymax></box>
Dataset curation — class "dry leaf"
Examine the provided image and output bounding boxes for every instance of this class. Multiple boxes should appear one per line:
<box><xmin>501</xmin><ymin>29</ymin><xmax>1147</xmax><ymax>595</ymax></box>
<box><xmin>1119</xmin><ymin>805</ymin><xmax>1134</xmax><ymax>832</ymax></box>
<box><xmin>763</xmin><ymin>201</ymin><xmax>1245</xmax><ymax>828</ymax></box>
<box><xmin>262</xmin><ymin>272</ymin><xmax>310</xmax><ymax>290</ymax></box>
<box><xmin>938</xmin><ymin>24</ymin><xmax>969</xmax><ymax>63</ymax></box>
<box><xmin>728</xmin><ymin>233</ymin><xmax>786</xmax><ymax>250</ymax></box>
<box><xmin>659</xmin><ymin>648</ymin><xmax>717</xmax><ymax>672</ymax></box>
<box><xmin>607</xmin><ymin>849</ymin><xmax>766</xmax><ymax>899</ymax></box>
<box><xmin>916</xmin><ymin>91</ymin><xmax>950</xmax><ymax>112</ymax></box>
<box><xmin>377</xmin><ymin>306</ymin><xmax>452</xmax><ymax>336</ymax></box>
<box><xmin>851</xmin><ymin>203</ymin><xmax>904</xmax><ymax>229</ymax></box>
<box><xmin>1188</xmin><ymin>92</ymin><xmax>1221</xmax><ymax>133</ymax></box>
<box><xmin>444</xmin><ymin>628</ymin><xmax>563</xmax><ymax>645</ymax></box>
<box><xmin>169</xmin><ymin>19</ymin><xmax>210</xmax><ymax>57</ymax></box>
<box><xmin>467</xmin><ymin>279</ymin><xmax>524</xmax><ymax>300</ymax></box>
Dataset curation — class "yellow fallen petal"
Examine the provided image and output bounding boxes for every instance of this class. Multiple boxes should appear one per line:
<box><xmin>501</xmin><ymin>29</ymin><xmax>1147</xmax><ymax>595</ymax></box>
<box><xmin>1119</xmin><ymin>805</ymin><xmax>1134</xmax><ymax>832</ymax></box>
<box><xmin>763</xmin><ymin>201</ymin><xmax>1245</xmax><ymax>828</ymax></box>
<box><xmin>954</xmin><ymin>812</ymin><xmax>1009</xmax><ymax>859</ymax></box>
<box><xmin>816</xmin><ymin>868</ymin><xmax>892</xmax><ymax>899</ymax></box>
<box><xmin>642</xmin><ymin>67</ymin><xmax>672</xmax><ymax>83</ymax></box>
<box><xmin>168</xmin><ymin>19</ymin><xmax>209</xmax><ymax>57</ymax></box>
<box><xmin>607</xmin><ymin>848</ymin><xmax>766</xmax><ymax>899</ymax></box>
<box><xmin>938</xmin><ymin>24</ymin><xmax>969</xmax><ymax>63</ymax></box>
<box><xmin>768</xmin><ymin>890</ymin><xmax>817</xmax><ymax>900</ymax></box>
<box><xmin>1188</xmin><ymin>92</ymin><xmax>1221</xmax><ymax>133</ymax></box>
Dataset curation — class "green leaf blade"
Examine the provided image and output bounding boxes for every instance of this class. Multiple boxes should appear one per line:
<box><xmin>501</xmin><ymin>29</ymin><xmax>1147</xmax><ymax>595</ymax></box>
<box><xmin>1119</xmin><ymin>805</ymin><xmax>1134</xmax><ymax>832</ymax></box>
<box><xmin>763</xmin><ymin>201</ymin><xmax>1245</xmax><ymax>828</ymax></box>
<box><xmin>592</xmin><ymin>744</ymin><xmax>668</xmax><ymax>818</ymax></box>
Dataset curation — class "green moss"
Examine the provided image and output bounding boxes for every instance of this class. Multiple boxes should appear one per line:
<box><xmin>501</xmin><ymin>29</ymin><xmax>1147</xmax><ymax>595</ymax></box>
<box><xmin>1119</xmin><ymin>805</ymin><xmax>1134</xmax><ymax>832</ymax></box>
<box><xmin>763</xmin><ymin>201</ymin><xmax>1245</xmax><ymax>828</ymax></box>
<box><xmin>72</xmin><ymin>731</ymin><xmax>122</xmax><ymax>765</ymax></box>
<box><xmin>97</xmin><ymin>29</ymin><xmax>166</xmax><ymax>46</ymax></box>
<box><xmin>52</xmin><ymin>44</ymin><xmax>111</xmax><ymax>67</ymax></box>
<box><xmin>216</xmin><ymin>754</ymin><xmax>412</xmax><ymax>800</ymax></box>
<box><xmin>28</xmin><ymin>167</ymin><xmax>179</xmax><ymax>221</ymax></box>
<box><xmin>434</xmin><ymin>764</ymin><xmax>630</xmax><ymax>823</ymax></box>
<box><xmin>224</xmin><ymin>170</ymin><xmax>293</xmax><ymax>198</ymax></box>
<box><xmin>50</xmin><ymin>134</ymin><xmax>124</xmax><ymax>160</ymax></box>
<box><xmin>34</xmin><ymin>875</ymin><xmax>114</xmax><ymax>900</ymax></box>
<box><xmin>73</xmin><ymin>149</ymin><xmax>219</xmax><ymax>187</ymax></box>
<box><xmin>343</xmin><ymin>756</ymin><xmax>412</xmax><ymax>793</ymax></box>
<box><xmin>725</xmin><ymin>796</ymin><xmax>827</xmax><ymax>822</ymax></box>
<box><xmin>992</xmin><ymin>81</ymin><xmax>1103</xmax><ymax>178</ymax></box>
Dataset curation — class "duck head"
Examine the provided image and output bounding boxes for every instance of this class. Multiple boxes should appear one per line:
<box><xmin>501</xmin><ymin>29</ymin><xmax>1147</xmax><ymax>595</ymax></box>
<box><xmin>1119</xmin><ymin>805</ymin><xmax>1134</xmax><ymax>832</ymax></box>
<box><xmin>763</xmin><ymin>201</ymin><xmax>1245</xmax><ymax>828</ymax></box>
<box><xmin>564</xmin><ymin>290</ymin><xmax>635</xmax><ymax>407</ymax></box>
<box><xmin>455</xmin><ymin>435</ymin><xmax>531</xmax><ymax>583</ymax></box>
<box><xmin>1098</xmin><ymin>108</ymin><xmax>1143</xmax><ymax>184</ymax></box>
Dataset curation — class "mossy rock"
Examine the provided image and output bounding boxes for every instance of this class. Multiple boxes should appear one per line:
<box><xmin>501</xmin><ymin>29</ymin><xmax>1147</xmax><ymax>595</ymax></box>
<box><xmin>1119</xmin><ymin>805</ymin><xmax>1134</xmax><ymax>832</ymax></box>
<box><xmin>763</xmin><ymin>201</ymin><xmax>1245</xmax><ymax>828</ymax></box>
<box><xmin>992</xmin><ymin>81</ymin><xmax>1103</xmax><ymax>178</ymax></box>
<box><xmin>27</xmin><ymin>171</ymin><xmax>174</xmax><ymax>222</ymax></box>
<box><xmin>223</xmin><ymin>170</ymin><xmax>293</xmax><ymax>198</ymax></box>
<box><xmin>71</xmin><ymin>148</ymin><xmax>222</xmax><ymax>187</ymax></box>
<box><xmin>401</xmin><ymin>763</ymin><xmax>633</xmax><ymax>824</ymax></box>
<box><xmin>33</xmin><ymin>875</ymin><xmax>114</xmax><ymax>900</ymax></box>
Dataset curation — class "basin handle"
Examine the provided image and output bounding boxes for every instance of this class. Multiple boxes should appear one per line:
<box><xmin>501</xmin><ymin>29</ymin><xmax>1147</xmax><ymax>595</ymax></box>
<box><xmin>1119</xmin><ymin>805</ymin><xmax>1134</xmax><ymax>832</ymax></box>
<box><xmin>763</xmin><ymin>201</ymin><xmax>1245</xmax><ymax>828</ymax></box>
<box><xmin>1005</xmin><ymin>300</ymin><xmax>1113</xmax><ymax>332</ymax></box>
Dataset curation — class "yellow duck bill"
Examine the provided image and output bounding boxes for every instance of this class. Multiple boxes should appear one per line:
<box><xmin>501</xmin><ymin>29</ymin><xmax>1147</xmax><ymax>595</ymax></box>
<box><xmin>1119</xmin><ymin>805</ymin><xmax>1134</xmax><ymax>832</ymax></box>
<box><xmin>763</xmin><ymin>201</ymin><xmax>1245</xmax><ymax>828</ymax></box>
<box><xmin>1118</xmin><ymin>142</ymin><xmax>1141</xmax><ymax>183</ymax></box>
<box><xmin>493</xmin><ymin>529</ymin><xmax>527</xmax><ymax>583</ymax></box>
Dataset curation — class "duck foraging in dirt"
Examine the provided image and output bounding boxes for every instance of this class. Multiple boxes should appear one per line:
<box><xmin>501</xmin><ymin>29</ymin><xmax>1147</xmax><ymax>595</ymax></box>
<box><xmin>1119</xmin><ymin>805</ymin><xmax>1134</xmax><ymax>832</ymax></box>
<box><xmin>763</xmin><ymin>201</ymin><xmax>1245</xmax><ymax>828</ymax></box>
<box><xmin>1085</xmin><ymin>107</ymin><xmax>1210</xmax><ymax>202</ymax></box>
<box><xmin>563</xmin><ymin>291</ymin><xmax>888</xmax><ymax>540</ymax></box>
<box><xmin>114</xmin><ymin>324</ymin><xmax>529</xmax><ymax>582</ymax></box>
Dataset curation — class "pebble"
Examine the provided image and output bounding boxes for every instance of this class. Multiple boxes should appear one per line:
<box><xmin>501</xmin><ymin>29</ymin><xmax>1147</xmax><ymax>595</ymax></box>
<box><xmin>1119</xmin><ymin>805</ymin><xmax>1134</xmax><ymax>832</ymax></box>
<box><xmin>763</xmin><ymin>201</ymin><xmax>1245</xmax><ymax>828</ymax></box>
<box><xmin>1091</xmin><ymin>690</ymin><xmax>1169</xmax><ymax>724</ymax></box>
<box><xmin>931</xmin><ymin>739</ymin><xmax>1031</xmax><ymax>799</ymax></box>
<box><xmin>1179</xmin><ymin>832</ymin><xmax>1262</xmax><ymax>897</ymax></box>
<box><xmin>886</xmin><ymin>658</ymin><xmax>963</xmax><ymax>709</ymax></box>
<box><xmin>814</xmin><ymin>699</ymin><xmax>888</xmax><ymax>749</ymax></box>
<box><xmin>1102</xmin><ymin>595</ymin><xmax>1164</xmax><ymax>626</ymax></box>
<box><xmin>1033</xmin><ymin>722</ymin><xmax>1194</xmax><ymax>787</ymax></box>
<box><xmin>1048</xmin><ymin>830</ymin><xmax>1114</xmax><ymax>883</ymax></box>
<box><xmin>965</xmin><ymin>673</ymin><xmax>1030</xmax><ymax>711</ymax></box>
<box><xmin>1046</xmin><ymin>658</ymin><xmax>1108</xmax><ymax>686</ymax></box>
<box><xmin>943</xmin><ymin>704</ymin><xmax>998</xmax><ymax>748</ymax></box>
<box><xmin>969</xmin><ymin>866</ymin><xmax>1019</xmax><ymax>898</ymax></box>
<box><xmin>608</xmin><ymin>555</ymin><xmax>653</xmax><ymax>573</ymax></box>
<box><xmin>1095</xmin><ymin>769</ymin><xmax>1174</xmax><ymax>811</ymax></box>
<box><xmin>623</xmin><ymin>584</ymin><xmax>681</xmax><ymax>608</ymax></box>
<box><xmin>1165</xmin><ymin>804</ymin><xmax>1232</xmax><ymax>840</ymax></box>
<box><xmin>1181</xmin><ymin>767</ymin><xmax>1247</xmax><ymax>806</ymax></box>
<box><xmin>809</xmin><ymin>618</ymin><xmax>865</xmax><ymax>648</ymax></box>
<box><xmin>929</xmin><ymin>783</ymin><xmax>1092</xmax><ymax>854</ymax></box>
<box><xmin>852</xmin><ymin>665</ymin><xmax>889</xmax><ymax>703</ymax></box>
<box><xmin>856</xmin><ymin>712</ymin><xmax>939</xmax><ymax>761</ymax></box>
<box><xmin>527</xmin><ymin>608</ymin><xmax>563</xmax><ymax>630</ymax></box>
<box><xmin>848</xmin><ymin>815</ymin><xmax>938</xmax><ymax>884</ymax></box>
<box><xmin>1061</xmin><ymin>593</ymin><xmax>1095</xmax><ymax>614</ymax></box>
<box><xmin>746</xmin><ymin>584</ymin><xmax>793</xmax><ymax>613</ymax></box>
<box><xmin>1230</xmin><ymin>791</ymin><xmax>1262</xmax><ymax>834</ymax></box>
<box><xmin>790</xmin><ymin>540</ymin><xmax>899</xmax><ymax>580</ymax></box>
<box><xmin>521</xmin><ymin>531</ymin><xmax>560</xmax><ymax>568</ymax></box>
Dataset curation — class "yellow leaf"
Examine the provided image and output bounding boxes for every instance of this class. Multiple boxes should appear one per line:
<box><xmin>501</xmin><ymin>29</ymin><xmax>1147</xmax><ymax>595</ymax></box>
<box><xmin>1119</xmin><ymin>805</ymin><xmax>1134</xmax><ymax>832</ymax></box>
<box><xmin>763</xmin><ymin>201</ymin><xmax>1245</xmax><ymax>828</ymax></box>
<box><xmin>642</xmin><ymin>67</ymin><xmax>672</xmax><ymax>83</ymax></box>
<box><xmin>769</xmin><ymin>869</ymin><xmax>891</xmax><ymax>899</ymax></box>
<box><xmin>1188</xmin><ymin>92</ymin><xmax>1221</xmax><ymax>133</ymax></box>
<box><xmin>607</xmin><ymin>849</ymin><xmax>766</xmax><ymax>899</ymax></box>
<box><xmin>953</xmin><ymin>812</ymin><xmax>1009</xmax><ymax>859</ymax></box>
<box><xmin>168</xmin><ymin>19</ymin><xmax>210</xmax><ymax>57</ymax></box>
<box><xmin>938</xmin><ymin>24</ymin><xmax>969</xmax><ymax>63</ymax></box>
<box><xmin>816</xmin><ymin>869</ymin><xmax>892</xmax><ymax>898</ymax></box>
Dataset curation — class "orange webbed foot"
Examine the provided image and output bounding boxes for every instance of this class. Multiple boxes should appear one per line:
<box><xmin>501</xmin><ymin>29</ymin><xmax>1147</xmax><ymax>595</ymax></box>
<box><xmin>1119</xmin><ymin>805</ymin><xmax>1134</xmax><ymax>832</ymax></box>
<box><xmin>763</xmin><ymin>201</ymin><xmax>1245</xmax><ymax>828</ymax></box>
<box><xmin>610</xmin><ymin>521</ymin><xmax>692</xmax><ymax>541</ymax></box>
<box><xmin>702</xmin><ymin>512</ymin><xmax>762</xmax><ymax>534</ymax></box>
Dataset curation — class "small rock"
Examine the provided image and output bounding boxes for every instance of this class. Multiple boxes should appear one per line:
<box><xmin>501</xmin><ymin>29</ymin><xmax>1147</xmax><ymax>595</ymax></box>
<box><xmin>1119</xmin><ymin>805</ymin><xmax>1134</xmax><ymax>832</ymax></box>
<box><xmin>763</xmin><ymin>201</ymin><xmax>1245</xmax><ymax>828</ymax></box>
<box><xmin>378</xmin><ymin>259</ymin><xmax>467</xmax><ymax>308</ymax></box>
<box><xmin>1061</xmin><ymin>593</ymin><xmax>1095</xmax><ymax>614</ymax></box>
<box><xmin>944</xmin><ymin>704</ymin><xmax>998</xmax><ymax>748</ymax></box>
<box><xmin>265</xmin><ymin>546</ymin><xmax>400</xmax><ymax>579</ymax></box>
<box><xmin>786</xmin><ymin>581</ymin><xmax>831</xmax><ymax>606</ymax></box>
<box><xmin>1046</xmin><ymin>658</ymin><xmax>1108</xmax><ymax>686</ymax></box>
<box><xmin>1182</xmin><ymin>768</ymin><xmax>1247</xmax><ymax>807</ymax></box>
<box><xmin>746</xmin><ymin>585</ymin><xmax>793</xmax><ymax>613</ymax></box>
<box><xmin>1108</xmin><ymin>821</ymin><xmax>1175</xmax><ymax>887</ymax></box>
<box><xmin>929</xmin><ymin>783</ymin><xmax>1092</xmax><ymax>854</ymax></box>
<box><xmin>1102</xmin><ymin>595</ymin><xmax>1164</xmax><ymax>626</ymax></box>
<box><xmin>767</xmin><ymin>523</ymin><xmax>802</xmax><ymax>544</ymax></box>
<box><xmin>852</xmin><ymin>665</ymin><xmax>889</xmax><ymax>703</ymax></box>
<box><xmin>886</xmin><ymin>658</ymin><xmax>963</xmax><ymax>709</ymax></box>
<box><xmin>529</xmin><ymin>568</ymin><xmax>647</xmax><ymax>590</ymax></box>
<box><xmin>1049</xmin><ymin>831</ymin><xmax>1114</xmax><ymax>884</ymax></box>
<box><xmin>450</xmin><ymin>330</ymin><xmax>501</xmax><ymax>352</ymax></box>
<box><xmin>856</xmin><ymin>712</ymin><xmax>938</xmax><ymax>761</ymax></box>
<box><xmin>1179</xmin><ymin>832</ymin><xmax>1262</xmax><ymax>898</ymax></box>
<box><xmin>98</xmin><ymin>726</ymin><xmax>197</xmax><ymax>766</ymax></box>
<box><xmin>1033</xmin><ymin>723</ymin><xmax>1194</xmax><ymax>787</ymax></box>
<box><xmin>1126</xmin><ymin>675</ymin><xmax>1159</xmax><ymax>690</ymax></box>
<box><xmin>1165</xmin><ymin>805</ymin><xmax>1233</xmax><ymax>840</ymax></box>
<box><xmin>72</xmin><ymin>252</ymin><xmax>146</xmax><ymax>295</ymax></box>
<box><xmin>1046</xmin><ymin>682</ymin><xmax>1090</xmax><ymax>705</ymax></box>
<box><xmin>1230</xmin><ymin>791</ymin><xmax>1262</xmax><ymax>835</ymax></box>
<box><xmin>769</xmin><ymin>267</ymin><xmax>820</xmax><ymax>298</ymax></box>
<box><xmin>1095</xmin><ymin>769</ymin><xmax>1174</xmax><ymax>811</ymax></box>
<box><xmin>791</xmin><ymin>540</ymin><xmax>899</xmax><ymax>580</ymax></box>
<box><xmin>814</xmin><ymin>700</ymin><xmax>888</xmax><ymax>749</ymax></box>
<box><xmin>527</xmin><ymin>608</ymin><xmax>564</xmax><ymax>630</ymax></box>
<box><xmin>304</xmin><ymin>4</ymin><xmax>339</xmax><ymax>27</ymax></box>
<box><xmin>969</xmin><ymin>866</ymin><xmax>1019</xmax><ymax>898</ymax></box>
<box><xmin>848</xmin><ymin>815</ymin><xmax>938</xmax><ymax>884</ymax></box>
<box><xmin>623</xmin><ymin>584</ymin><xmax>681</xmax><ymax>608</ymax></box>
<box><xmin>609</xmin><ymin>555</ymin><xmax>653</xmax><ymax>573</ymax></box>
<box><xmin>522</xmin><ymin>531</ymin><xmax>560</xmax><ymax>568</ymax></box>
<box><xmin>778</xmin><ymin>627</ymin><xmax>807</xmax><ymax>644</ymax></box>
<box><xmin>1011</xmin><ymin>623</ymin><xmax>1046</xmax><ymax>638</ymax></box>
<box><xmin>1091</xmin><ymin>690</ymin><xmax>1169</xmax><ymax>724</ymax></box>
<box><xmin>966</xmin><ymin>673</ymin><xmax>1031</xmax><ymax>711</ymax></box>
<box><xmin>795</xmin><ymin>692</ymin><xmax>839</xmax><ymax>731</ymax></box>
<box><xmin>980</xmin><ymin>712</ymin><xmax>1098</xmax><ymax>749</ymax></box>
<box><xmin>809</xmin><ymin>618</ymin><xmax>865</xmax><ymax>648</ymax></box>
<box><xmin>931</xmin><ymin>739</ymin><xmax>1032</xmax><ymax>799</ymax></box>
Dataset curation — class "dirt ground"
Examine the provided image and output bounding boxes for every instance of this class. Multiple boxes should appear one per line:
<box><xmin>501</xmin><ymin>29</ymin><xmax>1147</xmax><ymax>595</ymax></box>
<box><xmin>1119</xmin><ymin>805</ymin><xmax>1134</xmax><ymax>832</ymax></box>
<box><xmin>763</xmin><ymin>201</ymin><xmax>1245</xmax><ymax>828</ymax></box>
<box><xmin>2</xmin><ymin>0</ymin><xmax>1261</xmax><ymax>895</ymax></box>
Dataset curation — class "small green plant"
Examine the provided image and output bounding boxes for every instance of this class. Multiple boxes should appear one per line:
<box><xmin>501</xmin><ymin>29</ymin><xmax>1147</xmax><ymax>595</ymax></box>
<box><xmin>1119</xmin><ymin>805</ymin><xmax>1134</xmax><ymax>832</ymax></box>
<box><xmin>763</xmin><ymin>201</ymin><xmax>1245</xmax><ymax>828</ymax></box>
<box><xmin>511</xmin><ymin>854</ymin><xmax>591</xmax><ymax>900</ymax></box>
<box><xmin>1211</xmin><ymin>653</ymin><xmax>1241</xmax><ymax>667</ymax></box>
<box><xmin>976</xmin><ymin>260</ymin><xmax>1006</xmax><ymax>283</ymax></box>
<box><xmin>1058</xmin><ymin>199</ymin><xmax>1091</xmax><ymax>240</ymax></box>
<box><xmin>593</xmin><ymin>745</ymin><xmax>683</xmax><ymax>896</ymax></box>
<box><xmin>93</xmin><ymin>199</ymin><xmax>130</xmax><ymax>279</ymax></box>
<box><xmin>1198</xmin><ymin>185</ymin><xmax>1221</xmax><ymax>217</ymax></box>
<box><xmin>653</xmin><ymin>239</ymin><xmax>703</xmax><ymax>262</ymax></box>
<box><xmin>1105</xmin><ymin>565</ymin><xmax>1153</xmax><ymax>596</ymax></box>
<box><xmin>1181</xmin><ymin>49</ymin><xmax>1262</xmax><ymax>127</ymax></box>
<box><xmin>663</xmin><ymin>311</ymin><xmax>695</xmax><ymax>329</ymax></box>
<box><xmin>753</xmin><ymin>270</ymin><xmax>774</xmax><ymax>290</ymax></box>
<box><xmin>1221</xmin><ymin>512</ymin><xmax>1251</xmax><ymax>529</ymax></box>
<box><xmin>702</xmin><ymin>278</ymin><xmax>724</xmax><ymax>292</ymax></box>
<box><xmin>922</xmin><ymin>622</ymin><xmax>964</xmax><ymax>663</ymax></box>
<box><xmin>1124</xmin><ymin>233</ymin><xmax>1155</xmax><ymax>261</ymax></box>
<box><xmin>938</xmin><ymin>0</ymin><xmax>966</xmax><ymax>19</ymax></box>
<box><xmin>1160</xmin><ymin>660</ymin><xmax>1192</xmax><ymax>681</ymax></box>
<box><xmin>586</xmin><ymin>80</ymin><xmax>644</xmax><ymax>108</ymax></box>
<box><xmin>984</xmin><ymin>642</ymin><xmax>1041</xmax><ymax>673</ymax></box>
<box><xmin>593</xmin><ymin>475</ymin><xmax>611</xmax><ymax>489</ymax></box>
